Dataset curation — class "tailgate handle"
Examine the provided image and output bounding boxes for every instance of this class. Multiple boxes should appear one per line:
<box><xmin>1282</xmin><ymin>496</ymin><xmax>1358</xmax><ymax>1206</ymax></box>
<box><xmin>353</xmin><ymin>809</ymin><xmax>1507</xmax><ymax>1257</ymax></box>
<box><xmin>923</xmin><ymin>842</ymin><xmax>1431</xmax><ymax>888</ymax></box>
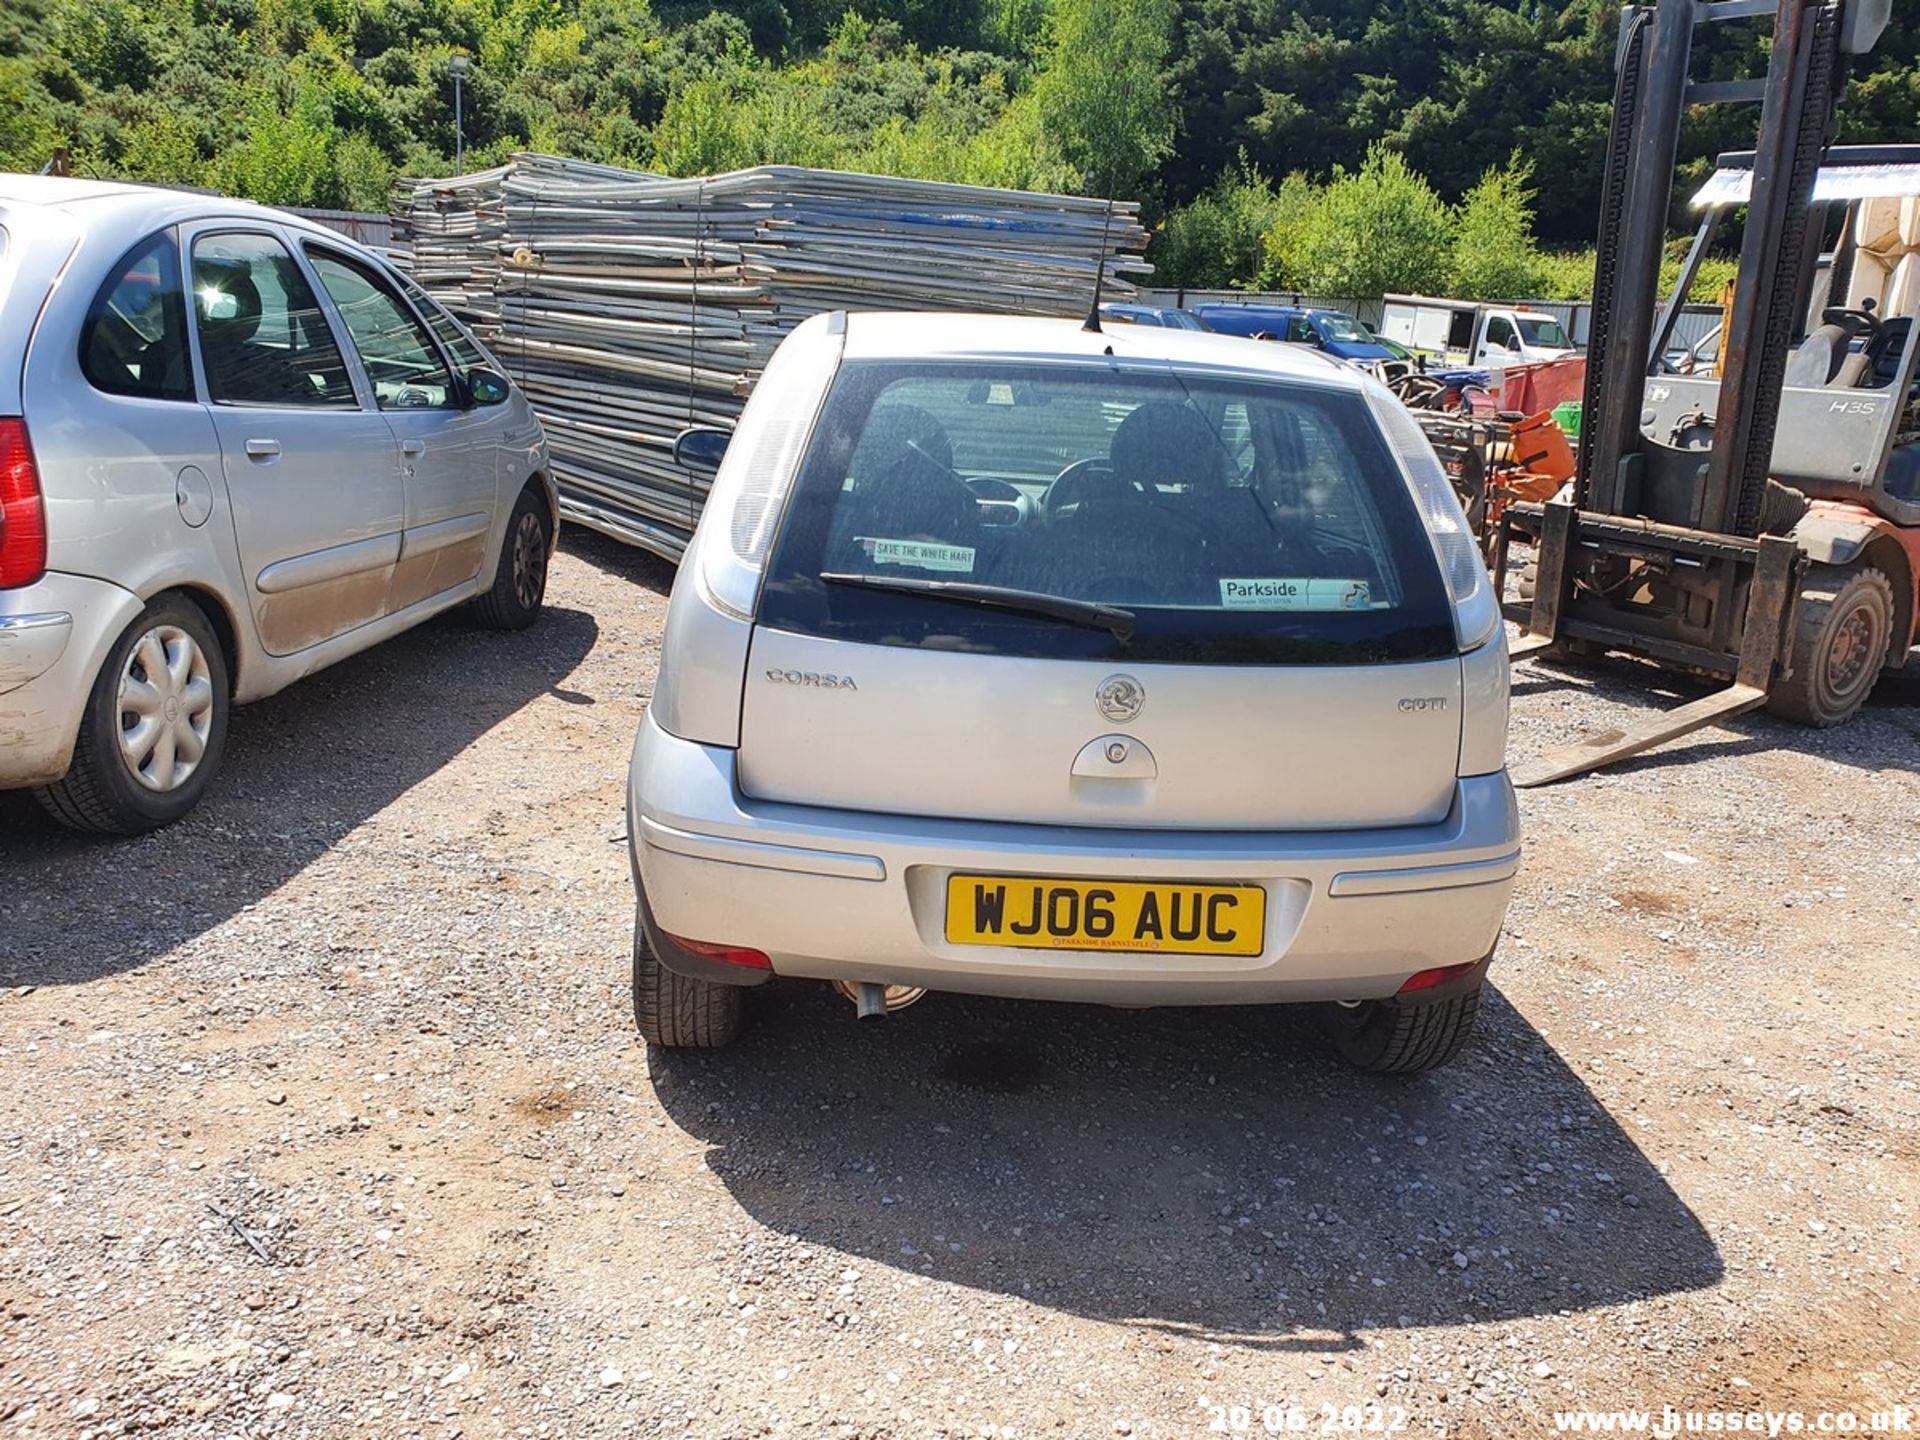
<box><xmin>1071</xmin><ymin>734</ymin><xmax>1157</xmax><ymax>779</ymax></box>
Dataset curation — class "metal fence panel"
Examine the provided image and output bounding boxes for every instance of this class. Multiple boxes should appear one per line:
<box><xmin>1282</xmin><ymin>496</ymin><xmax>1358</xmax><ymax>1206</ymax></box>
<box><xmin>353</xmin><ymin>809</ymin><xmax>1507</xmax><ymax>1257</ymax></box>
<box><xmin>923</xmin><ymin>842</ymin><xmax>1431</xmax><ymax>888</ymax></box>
<box><xmin>395</xmin><ymin>155</ymin><xmax>1150</xmax><ymax>561</ymax></box>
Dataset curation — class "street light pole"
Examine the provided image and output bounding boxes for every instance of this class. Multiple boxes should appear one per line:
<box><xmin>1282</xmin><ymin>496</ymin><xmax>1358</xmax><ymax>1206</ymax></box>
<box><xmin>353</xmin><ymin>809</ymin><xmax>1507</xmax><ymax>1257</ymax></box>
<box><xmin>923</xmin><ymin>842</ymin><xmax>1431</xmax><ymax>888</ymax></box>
<box><xmin>448</xmin><ymin>54</ymin><xmax>471</xmax><ymax>174</ymax></box>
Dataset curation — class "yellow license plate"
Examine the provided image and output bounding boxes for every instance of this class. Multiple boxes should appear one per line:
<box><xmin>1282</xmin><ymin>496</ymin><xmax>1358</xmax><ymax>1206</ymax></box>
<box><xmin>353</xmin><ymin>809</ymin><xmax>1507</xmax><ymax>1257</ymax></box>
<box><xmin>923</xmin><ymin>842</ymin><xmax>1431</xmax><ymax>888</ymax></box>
<box><xmin>944</xmin><ymin>875</ymin><xmax>1266</xmax><ymax>956</ymax></box>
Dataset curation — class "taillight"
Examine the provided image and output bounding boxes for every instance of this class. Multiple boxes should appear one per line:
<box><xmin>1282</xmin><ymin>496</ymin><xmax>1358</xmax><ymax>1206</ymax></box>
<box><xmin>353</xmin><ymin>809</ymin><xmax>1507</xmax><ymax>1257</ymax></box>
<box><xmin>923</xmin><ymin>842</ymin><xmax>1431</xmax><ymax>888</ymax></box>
<box><xmin>1397</xmin><ymin>960</ymin><xmax>1481</xmax><ymax>995</ymax></box>
<box><xmin>0</xmin><ymin>419</ymin><xmax>47</xmax><ymax>590</ymax></box>
<box><xmin>697</xmin><ymin>312</ymin><xmax>843</xmax><ymax>619</ymax></box>
<box><xmin>665</xmin><ymin>934</ymin><xmax>772</xmax><ymax>970</ymax></box>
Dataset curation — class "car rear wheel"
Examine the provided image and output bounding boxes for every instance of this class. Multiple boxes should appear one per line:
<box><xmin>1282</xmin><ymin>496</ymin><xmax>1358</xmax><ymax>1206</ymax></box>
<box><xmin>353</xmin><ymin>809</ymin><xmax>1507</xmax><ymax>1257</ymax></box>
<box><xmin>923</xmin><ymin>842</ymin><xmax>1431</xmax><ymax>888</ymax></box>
<box><xmin>632</xmin><ymin>908</ymin><xmax>742</xmax><ymax>1049</ymax></box>
<box><xmin>472</xmin><ymin>487</ymin><xmax>550</xmax><ymax>630</ymax></box>
<box><xmin>36</xmin><ymin>595</ymin><xmax>230</xmax><ymax>836</ymax></box>
<box><xmin>1322</xmin><ymin>984</ymin><xmax>1482</xmax><ymax>1074</ymax></box>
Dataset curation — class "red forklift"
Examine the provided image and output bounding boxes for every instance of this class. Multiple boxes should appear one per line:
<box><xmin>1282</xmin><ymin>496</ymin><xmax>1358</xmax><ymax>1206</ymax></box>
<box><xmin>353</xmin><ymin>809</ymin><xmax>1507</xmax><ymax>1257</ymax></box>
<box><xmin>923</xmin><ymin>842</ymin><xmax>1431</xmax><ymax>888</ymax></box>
<box><xmin>1493</xmin><ymin>0</ymin><xmax>1919</xmax><ymax>785</ymax></box>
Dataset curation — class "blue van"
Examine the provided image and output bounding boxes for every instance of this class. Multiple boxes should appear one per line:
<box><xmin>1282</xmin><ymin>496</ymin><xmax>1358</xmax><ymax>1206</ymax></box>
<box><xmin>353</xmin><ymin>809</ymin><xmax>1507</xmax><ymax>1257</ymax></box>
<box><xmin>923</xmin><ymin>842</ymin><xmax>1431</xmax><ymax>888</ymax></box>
<box><xmin>1193</xmin><ymin>304</ymin><xmax>1397</xmax><ymax>363</ymax></box>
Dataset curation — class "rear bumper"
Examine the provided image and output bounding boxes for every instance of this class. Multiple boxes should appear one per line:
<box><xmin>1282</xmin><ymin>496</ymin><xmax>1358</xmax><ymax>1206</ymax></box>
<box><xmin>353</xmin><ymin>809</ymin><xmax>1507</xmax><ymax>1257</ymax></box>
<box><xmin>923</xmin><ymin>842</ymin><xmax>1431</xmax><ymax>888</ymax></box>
<box><xmin>0</xmin><ymin>573</ymin><xmax>142</xmax><ymax>788</ymax></box>
<box><xmin>628</xmin><ymin>711</ymin><xmax>1520</xmax><ymax>1006</ymax></box>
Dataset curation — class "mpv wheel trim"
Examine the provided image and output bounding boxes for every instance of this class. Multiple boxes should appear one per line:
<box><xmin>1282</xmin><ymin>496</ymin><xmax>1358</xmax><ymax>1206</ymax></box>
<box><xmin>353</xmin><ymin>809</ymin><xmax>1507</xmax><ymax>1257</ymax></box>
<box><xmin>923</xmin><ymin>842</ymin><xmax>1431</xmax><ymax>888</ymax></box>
<box><xmin>117</xmin><ymin>625</ymin><xmax>214</xmax><ymax>793</ymax></box>
<box><xmin>511</xmin><ymin>511</ymin><xmax>547</xmax><ymax>610</ymax></box>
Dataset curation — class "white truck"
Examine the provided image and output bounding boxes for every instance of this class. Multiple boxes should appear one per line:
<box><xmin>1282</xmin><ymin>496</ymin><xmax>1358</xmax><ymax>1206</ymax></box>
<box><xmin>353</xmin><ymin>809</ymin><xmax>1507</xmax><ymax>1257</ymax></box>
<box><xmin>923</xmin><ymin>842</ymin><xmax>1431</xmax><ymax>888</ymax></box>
<box><xmin>1380</xmin><ymin>294</ymin><xmax>1580</xmax><ymax>367</ymax></box>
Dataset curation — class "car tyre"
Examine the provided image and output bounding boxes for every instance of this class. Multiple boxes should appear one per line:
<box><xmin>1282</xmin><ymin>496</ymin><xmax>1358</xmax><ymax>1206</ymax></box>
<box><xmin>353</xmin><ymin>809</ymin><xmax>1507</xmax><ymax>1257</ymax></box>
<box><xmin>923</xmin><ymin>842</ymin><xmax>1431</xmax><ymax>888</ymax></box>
<box><xmin>1322</xmin><ymin>984</ymin><xmax>1481</xmax><ymax>1075</ymax></box>
<box><xmin>35</xmin><ymin>595</ymin><xmax>230</xmax><ymax>836</ymax></box>
<box><xmin>1765</xmin><ymin>563</ymin><xmax>1893</xmax><ymax>728</ymax></box>
<box><xmin>472</xmin><ymin>487</ymin><xmax>550</xmax><ymax>631</ymax></box>
<box><xmin>632</xmin><ymin>908</ymin><xmax>742</xmax><ymax>1049</ymax></box>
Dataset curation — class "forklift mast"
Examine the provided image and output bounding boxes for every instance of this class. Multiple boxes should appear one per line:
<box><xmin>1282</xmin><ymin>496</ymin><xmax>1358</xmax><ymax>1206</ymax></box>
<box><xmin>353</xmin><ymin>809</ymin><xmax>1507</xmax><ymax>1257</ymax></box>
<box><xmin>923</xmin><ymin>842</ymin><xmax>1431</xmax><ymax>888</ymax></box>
<box><xmin>1579</xmin><ymin>0</ymin><xmax>1888</xmax><ymax>537</ymax></box>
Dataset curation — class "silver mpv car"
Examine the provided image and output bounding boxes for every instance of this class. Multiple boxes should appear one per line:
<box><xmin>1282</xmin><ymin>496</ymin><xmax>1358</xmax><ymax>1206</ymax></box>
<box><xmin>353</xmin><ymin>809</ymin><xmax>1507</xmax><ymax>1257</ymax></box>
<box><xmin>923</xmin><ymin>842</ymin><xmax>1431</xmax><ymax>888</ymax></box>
<box><xmin>0</xmin><ymin>178</ymin><xmax>555</xmax><ymax>833</ymax></box>
<box><xmin>627</xmin><ymin>313</ymin><xmax>1518</xmax><ymax>1073</ymax></box>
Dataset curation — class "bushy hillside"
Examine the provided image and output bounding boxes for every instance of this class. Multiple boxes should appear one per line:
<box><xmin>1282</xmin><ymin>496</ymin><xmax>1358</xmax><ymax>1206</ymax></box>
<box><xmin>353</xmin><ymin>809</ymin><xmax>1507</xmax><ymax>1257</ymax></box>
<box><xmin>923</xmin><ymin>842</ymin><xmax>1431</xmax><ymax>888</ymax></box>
<box><xmin>2</xmin><ymin>0</ymin><xmax>1913</xmax><ymax>291</ymax></box>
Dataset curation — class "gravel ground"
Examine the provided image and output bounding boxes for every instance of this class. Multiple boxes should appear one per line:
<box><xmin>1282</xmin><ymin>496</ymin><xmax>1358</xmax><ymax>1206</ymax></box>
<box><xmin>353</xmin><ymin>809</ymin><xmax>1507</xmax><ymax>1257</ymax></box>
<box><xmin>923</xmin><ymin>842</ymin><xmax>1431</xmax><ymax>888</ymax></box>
<box><xmin>2</xmin><ymin>528</ymin><xmax>1916</xmax><ymax>1439</ymax></box>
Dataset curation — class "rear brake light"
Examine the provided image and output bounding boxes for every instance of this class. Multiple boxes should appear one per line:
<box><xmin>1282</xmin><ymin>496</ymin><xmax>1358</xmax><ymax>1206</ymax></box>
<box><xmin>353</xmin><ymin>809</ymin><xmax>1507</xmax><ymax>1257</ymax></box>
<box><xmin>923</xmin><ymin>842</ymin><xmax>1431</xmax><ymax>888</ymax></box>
<box><xmin>697</xmin><ymin>314</ymin><xmax>843</xmax><ymax>619</ymax></box>
<box><xmin>665</xmin><ymin>933</ymin><xmax>772</xmax><ymax>970</ymax></box>
<box><xmin>1397</xmin><ymin>960</ymin><xmax>1480</xmax><ymax>995</ymax></box>
<box><xmin>0</xmin><ymin>419</ymin><xmax>47</xmax><ymax>590</ymax></box>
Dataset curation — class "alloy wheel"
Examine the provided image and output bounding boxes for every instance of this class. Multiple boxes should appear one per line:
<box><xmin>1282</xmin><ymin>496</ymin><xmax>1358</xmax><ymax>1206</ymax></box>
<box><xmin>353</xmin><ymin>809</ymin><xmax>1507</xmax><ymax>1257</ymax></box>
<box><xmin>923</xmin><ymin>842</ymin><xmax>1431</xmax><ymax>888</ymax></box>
<box><xmin>511</xmin><ymin>510</ymin><xmax>547</xmax><ymax>610</ymax></box>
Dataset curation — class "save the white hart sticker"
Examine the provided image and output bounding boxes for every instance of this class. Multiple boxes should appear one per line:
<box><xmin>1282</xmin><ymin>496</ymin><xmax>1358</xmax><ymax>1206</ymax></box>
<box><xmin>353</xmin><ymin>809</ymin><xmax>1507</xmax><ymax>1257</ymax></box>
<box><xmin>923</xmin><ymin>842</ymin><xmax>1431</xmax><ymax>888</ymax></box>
<box><xmin>1219</xmin><ymin>577</ymin><xmax>1374</xmax><ymax>610</ymax></box>
<box><xmin>859</xmin><ymin>537</ymin><xmax>978</xmax><ymax>573</ymax></box>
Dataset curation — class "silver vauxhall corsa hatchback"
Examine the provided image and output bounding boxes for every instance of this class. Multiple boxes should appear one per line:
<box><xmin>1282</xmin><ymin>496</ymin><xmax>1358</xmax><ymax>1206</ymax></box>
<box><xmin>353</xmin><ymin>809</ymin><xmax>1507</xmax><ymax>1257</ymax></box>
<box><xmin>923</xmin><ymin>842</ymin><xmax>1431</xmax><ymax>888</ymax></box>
<box><xmin>627</xmin><ymin>312</ymin><xmax>1518</xmax><ymax>1072</ymax></box>
<box><xmin>0</xmin><ymin>177</ymin><xmax>555</xmax><ymax>834</ymax></box>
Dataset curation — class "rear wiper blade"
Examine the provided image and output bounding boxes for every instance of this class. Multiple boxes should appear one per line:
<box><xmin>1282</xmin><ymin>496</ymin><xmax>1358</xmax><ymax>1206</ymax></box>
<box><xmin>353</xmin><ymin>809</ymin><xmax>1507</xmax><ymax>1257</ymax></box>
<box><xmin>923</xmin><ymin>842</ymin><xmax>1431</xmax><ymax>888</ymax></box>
<box><xmin>819</xmin><ymin>572</ymin><xmax>1136</xmax><ymax>641</ymax></box>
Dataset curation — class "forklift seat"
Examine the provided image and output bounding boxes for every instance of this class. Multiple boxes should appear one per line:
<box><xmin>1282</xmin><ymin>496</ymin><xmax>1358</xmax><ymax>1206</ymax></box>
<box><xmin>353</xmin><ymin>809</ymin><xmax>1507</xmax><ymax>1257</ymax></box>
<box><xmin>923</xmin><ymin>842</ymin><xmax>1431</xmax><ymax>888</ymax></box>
<box><xmin>1784</xmin><ymin>325</ymin><xmax>1848</xmax><ymax>386</ymax></box>
<box><xmin>1784</xmin><ymin>324</ymin><xmax>1877</xmax><ymax>389</ymax></box>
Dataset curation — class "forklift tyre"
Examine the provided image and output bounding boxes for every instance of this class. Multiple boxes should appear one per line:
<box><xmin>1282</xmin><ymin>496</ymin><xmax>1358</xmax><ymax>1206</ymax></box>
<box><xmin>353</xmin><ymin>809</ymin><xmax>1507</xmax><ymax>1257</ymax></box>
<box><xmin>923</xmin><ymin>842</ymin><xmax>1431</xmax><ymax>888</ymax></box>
<box><xmin>1766</xmin><ymin>564</ymin><xmax>1894</xmax><ymax>728</ymax></box>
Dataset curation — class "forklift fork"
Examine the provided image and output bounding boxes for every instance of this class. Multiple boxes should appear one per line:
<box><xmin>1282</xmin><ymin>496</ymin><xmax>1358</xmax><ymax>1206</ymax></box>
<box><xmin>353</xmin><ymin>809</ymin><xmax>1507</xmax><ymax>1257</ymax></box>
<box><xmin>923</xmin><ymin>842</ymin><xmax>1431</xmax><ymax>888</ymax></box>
<box><xmin>1508</xmin><ymin>526</ymin><xmax>1801</xmax><ymax>788</ymax></box>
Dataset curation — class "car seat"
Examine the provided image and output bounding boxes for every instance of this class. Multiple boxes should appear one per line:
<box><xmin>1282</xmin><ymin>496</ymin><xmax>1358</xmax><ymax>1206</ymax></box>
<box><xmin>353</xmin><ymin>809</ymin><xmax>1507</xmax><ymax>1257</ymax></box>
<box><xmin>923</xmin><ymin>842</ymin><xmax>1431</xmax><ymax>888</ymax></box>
<box><xmin>193</xmin><ymin>263</ymin><xmax>323</xmax><ymax>407</ymax></box>
<box><xmin>829</xmin><ymin>404</ymin><xmax>979</xmax><ymax>565</ymax></box>
<box><xmin>1108</xmin><ymin>401</ymin><xmax>1318</xmax><ymax>578</ymax></box>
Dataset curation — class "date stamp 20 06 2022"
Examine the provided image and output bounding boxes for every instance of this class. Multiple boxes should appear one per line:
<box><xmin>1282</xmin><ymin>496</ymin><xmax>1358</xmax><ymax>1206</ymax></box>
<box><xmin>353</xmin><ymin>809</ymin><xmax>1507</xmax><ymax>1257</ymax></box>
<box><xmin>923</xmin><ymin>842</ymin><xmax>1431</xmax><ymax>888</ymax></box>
<box><xmin>1200</xmin><ymin>1401</ymin><xmax>1411</xmax><ymax>1434</ymax></box>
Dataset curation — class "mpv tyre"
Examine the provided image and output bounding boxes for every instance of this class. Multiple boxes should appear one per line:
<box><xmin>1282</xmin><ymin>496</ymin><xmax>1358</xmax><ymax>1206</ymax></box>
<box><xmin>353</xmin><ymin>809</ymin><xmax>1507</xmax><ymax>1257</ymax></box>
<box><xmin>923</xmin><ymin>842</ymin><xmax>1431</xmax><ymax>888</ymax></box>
<box><xmin>632</xmin><ymin>910</ymin><xmax>742</xmax><ymax>1049</ymax></box>
<box><xmin>1322</xmin><ymin>984</ymin><xmax>1482</xmax><ymax>1075</ymax></box>
<box><xmin>36</xmin><ymin>595</ymin><xmax>230</xmax><ymax>836</ymax></box>
<box><xmin>473</xmin><ymin>488</ymin><xmax>550</xmax><ymax>631</ymax></box>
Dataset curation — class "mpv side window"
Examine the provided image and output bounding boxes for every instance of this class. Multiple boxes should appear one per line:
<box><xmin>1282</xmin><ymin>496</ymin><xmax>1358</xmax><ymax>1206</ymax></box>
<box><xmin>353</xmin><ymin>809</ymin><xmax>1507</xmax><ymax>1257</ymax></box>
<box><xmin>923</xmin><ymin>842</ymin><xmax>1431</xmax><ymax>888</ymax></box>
<box><xmin>80</xmin><ymin>231</ymin><xmax>195</xmax><ymax>402</ymax></box>
<box><xmin>306</xmin><ymin>249</ymin><xmax>457</xmax><ymax>410</ymax></box>
<box><xmin>190</xmin><ymin>232</ymin><xmax>357</xmax><ymax>408</ymax></box>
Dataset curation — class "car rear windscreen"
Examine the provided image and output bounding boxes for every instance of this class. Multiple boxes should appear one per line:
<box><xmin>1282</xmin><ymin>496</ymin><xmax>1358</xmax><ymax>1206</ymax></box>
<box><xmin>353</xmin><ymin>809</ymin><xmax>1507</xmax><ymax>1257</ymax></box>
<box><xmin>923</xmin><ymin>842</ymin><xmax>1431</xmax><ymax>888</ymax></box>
<box><xmin>757</xmin><ymin>360</ymin><xmax>1456</xmax><ymax>665</ymax></box>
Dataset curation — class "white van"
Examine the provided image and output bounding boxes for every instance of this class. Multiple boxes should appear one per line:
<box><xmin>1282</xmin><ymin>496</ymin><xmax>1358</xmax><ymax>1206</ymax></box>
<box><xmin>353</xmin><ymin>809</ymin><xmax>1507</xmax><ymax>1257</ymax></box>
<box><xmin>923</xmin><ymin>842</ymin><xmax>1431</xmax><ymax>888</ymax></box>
<box><xmin>1380</xmin><ymin>295</ymin><xmax>1579</xmax><ymax>367</ymax></box>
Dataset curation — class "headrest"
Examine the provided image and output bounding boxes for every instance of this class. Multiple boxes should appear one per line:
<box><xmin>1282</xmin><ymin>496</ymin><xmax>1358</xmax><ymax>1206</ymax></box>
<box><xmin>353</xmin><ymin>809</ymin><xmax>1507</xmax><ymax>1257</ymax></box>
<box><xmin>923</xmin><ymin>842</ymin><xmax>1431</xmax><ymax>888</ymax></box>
<box><xmin>1109</xmin><ymin>401</ymin><xmax>1231</xmax><ymax>491</ymax></box>
<box><xmin>855</xmin><ymin>403</ymin><xmax>953</xmax><ymax>484</ymax></box>
<box><xmin>193</xmin><ymin>261</ymin><xmax>263</xmax><ymax>347</ymax></box>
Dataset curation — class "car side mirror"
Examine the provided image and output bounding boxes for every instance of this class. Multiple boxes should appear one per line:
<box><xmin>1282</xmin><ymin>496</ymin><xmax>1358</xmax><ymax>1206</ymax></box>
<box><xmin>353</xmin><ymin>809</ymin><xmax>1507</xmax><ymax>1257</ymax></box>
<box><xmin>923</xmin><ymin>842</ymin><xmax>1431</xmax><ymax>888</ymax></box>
<box><xmin>673</xmin><ymin>425</ymin><xmax>731</xmax><ymax>474</ymax></box>
<box><xmin>465</xmin><ymin>367</ymin><xmax>510</xmax><ymax>407</ymax></box>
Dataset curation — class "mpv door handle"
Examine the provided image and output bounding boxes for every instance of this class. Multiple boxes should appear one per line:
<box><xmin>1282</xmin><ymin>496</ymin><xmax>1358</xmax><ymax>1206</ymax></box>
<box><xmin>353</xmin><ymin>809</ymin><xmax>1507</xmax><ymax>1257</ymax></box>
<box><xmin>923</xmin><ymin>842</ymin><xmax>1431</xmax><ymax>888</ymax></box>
<box><xmin>399</xmin><ymin>439</ymin><xmax>426</xmax><ymax>457</ymax></box>
<box><xmin>244</xmin><ymin>438</ymin><xmax>281</xmax><ymax>461</ymax></box>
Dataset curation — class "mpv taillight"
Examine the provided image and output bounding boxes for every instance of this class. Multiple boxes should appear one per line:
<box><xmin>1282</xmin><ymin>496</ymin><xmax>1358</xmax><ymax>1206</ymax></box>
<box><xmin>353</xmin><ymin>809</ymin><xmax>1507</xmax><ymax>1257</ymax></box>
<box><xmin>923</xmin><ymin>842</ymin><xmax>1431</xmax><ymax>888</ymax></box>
<box><xmin>0</xmin><ymin>419</ymin><xmax>47</xmax><ymax>589</ymax></box>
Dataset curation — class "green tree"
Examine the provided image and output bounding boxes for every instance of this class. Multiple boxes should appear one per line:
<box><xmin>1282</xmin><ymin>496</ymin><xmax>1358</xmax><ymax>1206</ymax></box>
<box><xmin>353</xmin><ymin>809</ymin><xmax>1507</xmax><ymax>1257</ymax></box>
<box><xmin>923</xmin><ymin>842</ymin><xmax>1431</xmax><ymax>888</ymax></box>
<box><xmin>1029</xmin><ymin>0</ymin><xmax>1177</xmax><ymax>196</ymax></box>
<box><xmin>118</xmin><ymin>108</ymin><xmax>203</xmax><ymax>184</ymax></box>
<box><xmin>1254</xmin><ymin>171</ymin><xmax>1321</xmax><ymax>287</ymax></box>
<box><xmin>1447</xmin><ymin>153</ymin><xmax>1548</xmax><ymax>299</ymax></box>
<box><xmin>1150</xmin><ymin>160</ymin><xmax>1309</xmax><ymax>291</ymax></box>
<box><xmin>0</xmin><ymin>57</ymin><xmax>63</xmax><ymax>172</ymax></box>
<box><xmin>1288</xmin><ymin>144</ymin><xmax>1452</xmax><ymax>297</ymax></box>
<box><xmin>651</xmin><ymin>74</ymin><xmax>752</xmax><ymax>175</ymax></box>
<box><xmin>220</xmin><ymin>79</ymin><xmax>336</xmax><ymax>206</ymax></box>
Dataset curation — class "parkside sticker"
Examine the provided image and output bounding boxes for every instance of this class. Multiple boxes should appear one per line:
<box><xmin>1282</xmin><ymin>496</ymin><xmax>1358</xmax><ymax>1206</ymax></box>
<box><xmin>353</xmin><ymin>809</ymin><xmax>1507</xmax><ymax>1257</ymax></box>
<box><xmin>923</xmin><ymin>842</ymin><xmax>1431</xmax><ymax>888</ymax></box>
<box><xmin>860</xmin><ymin>537</ymin><xmax>977</xmax><ymax>573</ymax></box>
<box><xmin>1219</xmin><ymin>577</ymin><xmax>1373</xmax><ymax>610</ymax></box>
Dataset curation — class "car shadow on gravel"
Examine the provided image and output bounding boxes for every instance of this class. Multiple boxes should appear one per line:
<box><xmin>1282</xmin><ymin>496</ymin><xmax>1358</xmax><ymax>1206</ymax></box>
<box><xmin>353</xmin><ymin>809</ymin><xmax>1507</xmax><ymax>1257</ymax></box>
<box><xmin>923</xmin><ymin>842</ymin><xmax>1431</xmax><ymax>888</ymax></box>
<box><xmin>652</xmin><ymin>981</ymin><xmax>1723</xmax><ymax>1353</ymax></box>
<box><xmin>0</xmin><ymin>604</ymin><xmax>598</xmax><ymax>986</ymax></box>
<box><xmin>556</xmin><ymin>525</ymin><xmax>679</xmax><ymax>598</ymax></box>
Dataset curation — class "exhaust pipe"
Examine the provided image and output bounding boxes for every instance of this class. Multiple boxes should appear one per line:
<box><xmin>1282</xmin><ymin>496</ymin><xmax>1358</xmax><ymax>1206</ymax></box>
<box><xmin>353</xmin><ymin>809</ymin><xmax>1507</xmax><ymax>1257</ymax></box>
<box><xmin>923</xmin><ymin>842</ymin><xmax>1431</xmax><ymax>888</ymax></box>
<box><xmin>833</xmin><ymin>980</ymin><xmax>928</xmax><ymax>1020</ymax></box>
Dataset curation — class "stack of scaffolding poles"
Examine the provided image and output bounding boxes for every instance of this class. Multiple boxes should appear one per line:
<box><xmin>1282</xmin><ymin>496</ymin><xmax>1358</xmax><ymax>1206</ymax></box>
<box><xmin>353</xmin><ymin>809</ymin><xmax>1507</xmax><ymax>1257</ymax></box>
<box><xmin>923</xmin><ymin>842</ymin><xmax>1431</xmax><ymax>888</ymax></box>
<box><xmin>392</xmin><ymin>154</ymin><xmax>1150</xmax><ymax>560</ymax></box>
